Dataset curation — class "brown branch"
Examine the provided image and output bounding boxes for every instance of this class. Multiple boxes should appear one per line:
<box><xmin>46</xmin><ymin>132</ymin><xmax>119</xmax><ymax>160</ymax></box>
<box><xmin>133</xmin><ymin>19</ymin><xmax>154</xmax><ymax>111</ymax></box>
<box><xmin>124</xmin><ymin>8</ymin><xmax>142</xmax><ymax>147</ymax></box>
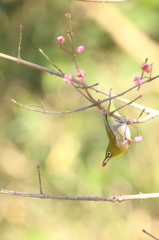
<box><xmin>11</xmin><ymin>99</ymin><xmax>95</xmax><ymax>114</ymax></box>
<box><xmin>76</xmin><ymin>0</ymin><xmax>128</xmax><ymax>2</ymax></box>
<box><xmin>111</xmin><ymin>95</ymin><xmax>142</xmax><ymax>114</ymax></box>
<box><xmin>37</xmin><ymin>165</ymin><xmax>43</xmax><ymax>194</ymax></box>
<box><xmin>0</xmin><ymin>53</ymin><xmax>63</xmax><ymax>78</ymax></box>
<box><xmin>0</xmin><ymin>187</ymin><xmax>159</xmax><ymax>202</ymax></box>
<box><xmin>1</xmin><ymin>52</ymin><xmax>159</xmax><ymax>124</ymax></box>
<box><xmin>1</xmin><ymin>52</ymin><xmax>158</xmax><ymax>108</ymax></box>
<box><xmin>143</xmin><ymin>230</ymin><xmax>159</xmax><ymax>240</ymax></box>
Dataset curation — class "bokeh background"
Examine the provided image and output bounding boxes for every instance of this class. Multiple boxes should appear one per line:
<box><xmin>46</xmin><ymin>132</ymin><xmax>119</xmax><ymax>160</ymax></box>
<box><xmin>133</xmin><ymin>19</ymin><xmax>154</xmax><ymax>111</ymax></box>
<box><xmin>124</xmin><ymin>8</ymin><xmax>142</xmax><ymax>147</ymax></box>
<box><xmin>0</xmin><ymin>0</ymin><xmax>159</xmax><ymax>239</ymax></box>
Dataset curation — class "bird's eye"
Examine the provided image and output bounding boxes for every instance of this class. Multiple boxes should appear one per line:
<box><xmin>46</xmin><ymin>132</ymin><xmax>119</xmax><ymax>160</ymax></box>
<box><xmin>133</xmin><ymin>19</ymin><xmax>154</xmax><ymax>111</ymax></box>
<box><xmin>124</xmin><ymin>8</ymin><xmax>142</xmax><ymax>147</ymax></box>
<box><xmin>107</xmin><ymin>151</ymin><xmax>112</xmax><ymax>157</ymax></box>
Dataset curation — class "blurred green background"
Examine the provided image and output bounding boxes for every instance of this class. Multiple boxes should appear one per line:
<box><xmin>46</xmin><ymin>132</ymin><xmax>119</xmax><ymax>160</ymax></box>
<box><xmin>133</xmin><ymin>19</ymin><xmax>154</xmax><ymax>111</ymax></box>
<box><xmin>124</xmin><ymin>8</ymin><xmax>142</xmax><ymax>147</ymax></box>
<box><xmin>1</xmin><ymin>0</ymin><xmax>159</xmax><ymax>239</ymax></box>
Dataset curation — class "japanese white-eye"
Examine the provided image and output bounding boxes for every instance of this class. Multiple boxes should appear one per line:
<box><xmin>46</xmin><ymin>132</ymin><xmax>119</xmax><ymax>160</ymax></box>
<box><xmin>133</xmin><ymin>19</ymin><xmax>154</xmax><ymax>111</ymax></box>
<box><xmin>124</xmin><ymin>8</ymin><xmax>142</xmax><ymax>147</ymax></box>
<box><xmin>102</xmin><ymin>91</ymin><xmax>131</xmax><ymax>167</ymax></box>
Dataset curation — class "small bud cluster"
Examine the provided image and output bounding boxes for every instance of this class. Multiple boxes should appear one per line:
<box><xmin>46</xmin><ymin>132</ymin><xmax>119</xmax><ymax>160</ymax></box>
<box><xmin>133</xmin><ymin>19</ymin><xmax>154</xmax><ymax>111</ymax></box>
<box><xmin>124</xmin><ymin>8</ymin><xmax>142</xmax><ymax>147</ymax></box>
<box><xmin>57</xmin><ymin>13</ymin><xmax>85</xmax><ymax>84</ymax></box>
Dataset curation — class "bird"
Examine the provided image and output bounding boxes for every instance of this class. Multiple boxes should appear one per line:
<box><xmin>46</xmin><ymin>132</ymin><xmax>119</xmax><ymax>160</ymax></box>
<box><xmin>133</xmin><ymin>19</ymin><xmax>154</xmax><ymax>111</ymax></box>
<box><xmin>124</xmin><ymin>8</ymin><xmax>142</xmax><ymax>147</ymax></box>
<box><xmin>102</xmin><ymin>90</ymin><xmax>131</xmax><ymax>167</ymax></box>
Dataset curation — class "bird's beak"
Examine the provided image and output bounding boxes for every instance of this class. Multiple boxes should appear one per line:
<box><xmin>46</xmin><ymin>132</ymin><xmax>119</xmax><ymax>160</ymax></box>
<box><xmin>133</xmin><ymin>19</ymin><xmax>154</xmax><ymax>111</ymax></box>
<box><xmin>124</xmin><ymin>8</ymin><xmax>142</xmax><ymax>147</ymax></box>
<box><xmin>102</xmin><ymin>157</ymin><xmax>109</xmax><ymax>167</ymax></box>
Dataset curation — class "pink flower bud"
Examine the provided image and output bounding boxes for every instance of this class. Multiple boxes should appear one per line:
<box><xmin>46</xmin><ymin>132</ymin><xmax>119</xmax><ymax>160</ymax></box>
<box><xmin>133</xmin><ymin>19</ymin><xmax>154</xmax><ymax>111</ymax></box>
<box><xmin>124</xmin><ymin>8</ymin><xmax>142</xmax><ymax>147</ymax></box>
<box><xmin>134</xmin><ymin>135</ymin><xmax>143</xmax><ymax>142</ymax></box>
<box><xmin>11</xmin><ymin>99</ymin><xmax>16</xmax><ymax>103</ymax></box>
<box><xmin>57</xmin><ymin>36</ymin><xmax>65</xmax><ymax>43</ymax></box>
<box><xmin>76</xmin><ymin>70</ymin><xmax>86</xmax><ymax>82</ymax></box>
<box><xmin>76</xmin><ymin>46</ymin><xmax>84</xmax><ymax>53</ymax></box>
<box><xmin>63</xmin><ymin>74</ymin><xmax>73</xmax><ymax>84</ymax></box>
<box><xmin>134</xmin><ymin>76</ymin><xmax>142</xmax><ymax>85</ymax></box>
<box><xmin>65</xmin><ymin>13</ymin><xmax>71</xmax><ymax>18</ymax></box>
<box><xmin>141</xmin><ymin>63</ymin><xmax>151</xmax><ymax>73</ymax></box>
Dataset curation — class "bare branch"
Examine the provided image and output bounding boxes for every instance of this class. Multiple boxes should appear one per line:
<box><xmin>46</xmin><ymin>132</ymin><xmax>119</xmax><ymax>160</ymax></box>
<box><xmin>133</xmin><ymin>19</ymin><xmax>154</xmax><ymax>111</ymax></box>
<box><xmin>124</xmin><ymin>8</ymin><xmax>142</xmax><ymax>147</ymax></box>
<box><xmin>39</xmin><ymin>49</ymin><xmax>64</xmax><ymax>74</ymax></box>
<box><xmin>142</xmin><ymin>230</ymin><xmax>159</xmax><ymax>240</ymax></box>
<box><xmin>65</xmin><ymin>14</ymin><xmax>80</xmax><ymax>72</ymax></box>
<box><xmin>18</xmin><ymin>24</ymin><xmax>23</xmax><ymax>59</ymax></box>
<box><xmin>1</xmin><ymin>52</ymin><xmax>159</xmax><ymax>124</ymax></box>
<box><xmin>76</xmin><ymin>0</ymin><xmax>128</xmax><ymax>2</ymax></box>
<box><xmin>0</xmin><ymin>53</ymin><xmax>63</xmax><ymax>77</ymax></box>
<box><xmin>1</xmin><ymin>52</ymin><xmax>159</xmax><ymax>109</ymax></box>
<box><xmin>76</xmin><ymin>83</ymin><xmax>99</xmax><ymax>88</ymax></box>
<box><xmin>11</xmin><ymin>99</ymin><xmax>95</xmax><ymax>114</ymax></box>
<box><xmin>0</xmin><ymin>188</ymin><xmax>159</xmax><ymax>202</ymax></box>
<box><xmin>111</xmin><ymin>95</ymin><xmax>142</xmax><ymax>114</ymax></box>
<box><xmin>71</xmin><ymin>82</ymin><xmax>92</xmax><ymax>102</ymax></box>
<box><xmin>136</xmin><ymin>108</ymin><xmax>146</xmax><ymax>121</ymax></box>
<box><xmin>37</xmin><ymin>165</ymin><xmax>43</xmax><ymax>194</ymax></box>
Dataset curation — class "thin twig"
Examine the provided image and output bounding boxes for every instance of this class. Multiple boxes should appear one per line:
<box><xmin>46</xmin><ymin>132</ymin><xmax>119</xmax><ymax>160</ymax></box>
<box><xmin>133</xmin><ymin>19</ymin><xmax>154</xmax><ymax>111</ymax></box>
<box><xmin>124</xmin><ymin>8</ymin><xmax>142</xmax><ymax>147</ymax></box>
<box><xmin>39</xmin><ymin>100</ymin><xmax>47</xmax><ymax>114</ymax></box>
<box><xmin>65</xmin><ymin>14</ymin><xmax>80</xmax><ymax>72</ymax></box>
<box><xmin>0</xmin><ymin>53</ymin><xmax>63</xmax><ymax>78</ymax></box>
<box><xmin>37</xmin><ymin>165</ymin><xmax>43</xmax><ymax>194</ymax></box>
<box><xmin>76</xmin><ymin>83</ymin><xmax>99</xmax><ymax>88</ymax></box>
<box><xmin>111</xmin><ymin>95</ymin><xmax>142</xmax><ymax>114</ymax></box>
<box><xmin>76</xmin><ymin>0</ymin><xmax>128</xmax><ymax>2</ymax></box>
<box><xmin>136</xmin><ymin>108</ymin><xmax>145</xmax><ymax>121</ymax></box>
<box><xmin>59</xmin><ymin>44</ymin><xmax>72</xmax><ymax>55</ymax></box>
<box><xmin>0</xmin><ymin>188</ymin><xmax>159</xmax><ymax>202</ymax></box>
<box><xmin>11</xmin><ymin>99</ymin><xmax>95</xmax><ymax>114</ymax></box>
<box><xmin>39</xmin><ymin>49</ymin><xmax>64</xmax><ymax>74</ymax></box>
<box><xmin>18</xmin><ymin>25</ymin><xmax>23</xmax><ymax>60</ymax></box>
<box><xmin>142</xmin><ymin>230</ymin><xmax>159</xmax><ymax>240</ymax></box>
<box><xmin>71</xmin><ymin>82</ymin><xmax>92</xmax><ymax>102</ymax></box>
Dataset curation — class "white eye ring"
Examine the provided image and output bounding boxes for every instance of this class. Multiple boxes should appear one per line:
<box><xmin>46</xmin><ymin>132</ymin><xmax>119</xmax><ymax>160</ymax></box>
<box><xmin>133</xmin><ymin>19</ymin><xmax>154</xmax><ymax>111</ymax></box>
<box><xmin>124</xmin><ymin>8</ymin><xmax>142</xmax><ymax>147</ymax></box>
<box><xmin>107</xmin><ymin>151</ymin><xmax>112</xmax><ymax>157</ymax></box>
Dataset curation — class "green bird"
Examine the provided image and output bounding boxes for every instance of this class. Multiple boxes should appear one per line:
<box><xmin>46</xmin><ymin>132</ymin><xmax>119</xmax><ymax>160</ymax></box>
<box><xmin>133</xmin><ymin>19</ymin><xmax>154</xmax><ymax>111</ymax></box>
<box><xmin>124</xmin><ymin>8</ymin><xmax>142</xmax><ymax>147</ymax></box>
<box><xmin>102</xmin><ymin>91</ymin><xmax>131</xmax><ymax>167</ymax></box>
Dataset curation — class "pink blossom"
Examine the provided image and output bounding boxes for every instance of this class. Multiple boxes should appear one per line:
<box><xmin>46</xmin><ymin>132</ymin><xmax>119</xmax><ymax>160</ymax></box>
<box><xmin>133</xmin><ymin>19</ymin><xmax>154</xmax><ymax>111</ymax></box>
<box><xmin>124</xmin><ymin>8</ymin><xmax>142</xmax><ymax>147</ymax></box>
<box><xmin>76</xmin><ymin>46</ymin><xmax>84</xmax><ymax>53</ymax></box>
<box><xmin>57</xmin><ymin>36</ymin><xmax>65</xmax><ymax>43</ymax></box>
<box><xmin>134</xmin><ymin>135</ymin><xmax>143</xmax><ymax>142</ymax></box>
<box><xmin>65</xmin><ymin>13</ymin><xmax>71</xmax><ymax>18</ymax></box>
<box><xmin>11</xmin><ymin>99</ymin><xmax>16</xmax><ymax>103</ymax></box>
<box><xmin>76</xmin><ymin>70</ymin><xmax>86</xmax><ymax>82</ymax></box>
<box><xmin>141</xmin><ymin>63</ymin><xmax>151</xmax><ymax>73</ymax></box>
<box><xmin>63</xmin><ymin>74</ymin><xmax>73</xmax><ymax>84</ymax></box>
<box><xmin>134</xmin><ymin>76</ymin><xmax>142</xmax><ymax>85</ymax></box>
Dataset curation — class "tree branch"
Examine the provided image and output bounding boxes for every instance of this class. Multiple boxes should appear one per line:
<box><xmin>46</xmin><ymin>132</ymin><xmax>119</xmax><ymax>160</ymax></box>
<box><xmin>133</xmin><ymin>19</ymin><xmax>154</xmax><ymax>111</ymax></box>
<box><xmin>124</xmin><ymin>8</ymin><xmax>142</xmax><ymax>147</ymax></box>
<box><xmin>1</xmin><ymin>52</ymin><xmax>159</xmax><ymax>124</ymax></box>
<box><xmin>76</xmin><ymin>0</ymin><xmax>129</xmax><ymax>3</ymax></box>
<box><xmin>0</xmin><ymin>53</ymin><xmax>63</xmax><ymax>78</ymax></box>
<box><xmin>0</xmin><ymin>52</ymin><xmax>158</xmax><ymax>107</ymax></box>
<box><xmin>11</xmin><ymin>99</ymin><xmax>95</xmax><ymax>114</ymax></box>
<box><xmin>0</xmin><ymin>187</ymin><xmax>159</xmax><ymax>202</ymax></box>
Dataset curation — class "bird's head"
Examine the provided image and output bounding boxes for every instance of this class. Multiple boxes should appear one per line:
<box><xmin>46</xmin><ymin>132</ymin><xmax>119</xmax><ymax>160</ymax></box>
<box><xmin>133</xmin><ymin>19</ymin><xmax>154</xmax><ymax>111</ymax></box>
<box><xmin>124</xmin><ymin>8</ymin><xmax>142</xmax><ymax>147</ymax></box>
<box><xmin>102</xmin><ymin>143</ymin><xmax>129</xmax><ymax>167</ymax></box>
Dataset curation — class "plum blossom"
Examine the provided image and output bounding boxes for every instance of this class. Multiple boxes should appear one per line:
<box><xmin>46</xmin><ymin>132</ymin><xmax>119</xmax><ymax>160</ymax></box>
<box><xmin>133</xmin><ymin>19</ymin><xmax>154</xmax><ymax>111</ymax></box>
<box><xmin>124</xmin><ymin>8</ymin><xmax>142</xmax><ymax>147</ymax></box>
<box><xmin>134</xmin><ymin>135</ymin><xmax>143</xmax><ymax>142</ymax></box>
<box><xmin>134</xmin><ymin>76</ymin><xmax>142</xmax><ymax>85</ymax></box>
<box><xmin>76</xmin><ymin>46</ymin><xmax>84</xmax><ymax>53</ymax></box>
<box><xmin>65</xmin><ymin>13</ymin><xmax>71</xmax><ymax>18</ymax></box>
<box><xmin>63</xmin><ymin>74</ymin><xmax>73</xmax><ymax>84</ymax></box>
<box><xmin>76</xmin><ymin>70</ymin><xmax>86</xmax><ymax>82</ymax></box>
<box><xmin>57</xmin><ymin>36</ymin><xmax>65</xmax><ymax>43</ymax></box>
<box><xmin>141</xmin><ymin>63</ymin><xmax>151</xmax><ymax>73</ymax></box>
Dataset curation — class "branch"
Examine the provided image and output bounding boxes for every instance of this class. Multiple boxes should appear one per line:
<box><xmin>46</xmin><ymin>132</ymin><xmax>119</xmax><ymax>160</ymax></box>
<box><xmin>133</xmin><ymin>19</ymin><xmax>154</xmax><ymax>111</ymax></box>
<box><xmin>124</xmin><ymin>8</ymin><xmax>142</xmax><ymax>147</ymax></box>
<box><xmin>0</xmin><ymin>53</ymin><xmax>63</xmax><ymax>78</ymax></box>
<box><xmin>143</xmin><ymin>230</ymin><xmax>159</xmax><ymax>240</ymax></box>
<box><xmin>11</xmin><ymin>99</ymin><xmax>95</xmax><ymax>114</ymax></box>
<box><xmin>0</xmin><ymin>187</ymin><xmax>159</xmax><ymax>202</ymax></box>
<box><xmin>76</xmin><ymin>0</ymin><xmax>128</xmax><ymax>2</ymax></box>
<box><xmin>1</xmin><ymin>52</ymin><xmax>159</xmax><ymax>124</ymax></box>
<box><xmin>1</xmin><ymin>52</ymin><xmax>158</xmax><ymax>109</ymax></box>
